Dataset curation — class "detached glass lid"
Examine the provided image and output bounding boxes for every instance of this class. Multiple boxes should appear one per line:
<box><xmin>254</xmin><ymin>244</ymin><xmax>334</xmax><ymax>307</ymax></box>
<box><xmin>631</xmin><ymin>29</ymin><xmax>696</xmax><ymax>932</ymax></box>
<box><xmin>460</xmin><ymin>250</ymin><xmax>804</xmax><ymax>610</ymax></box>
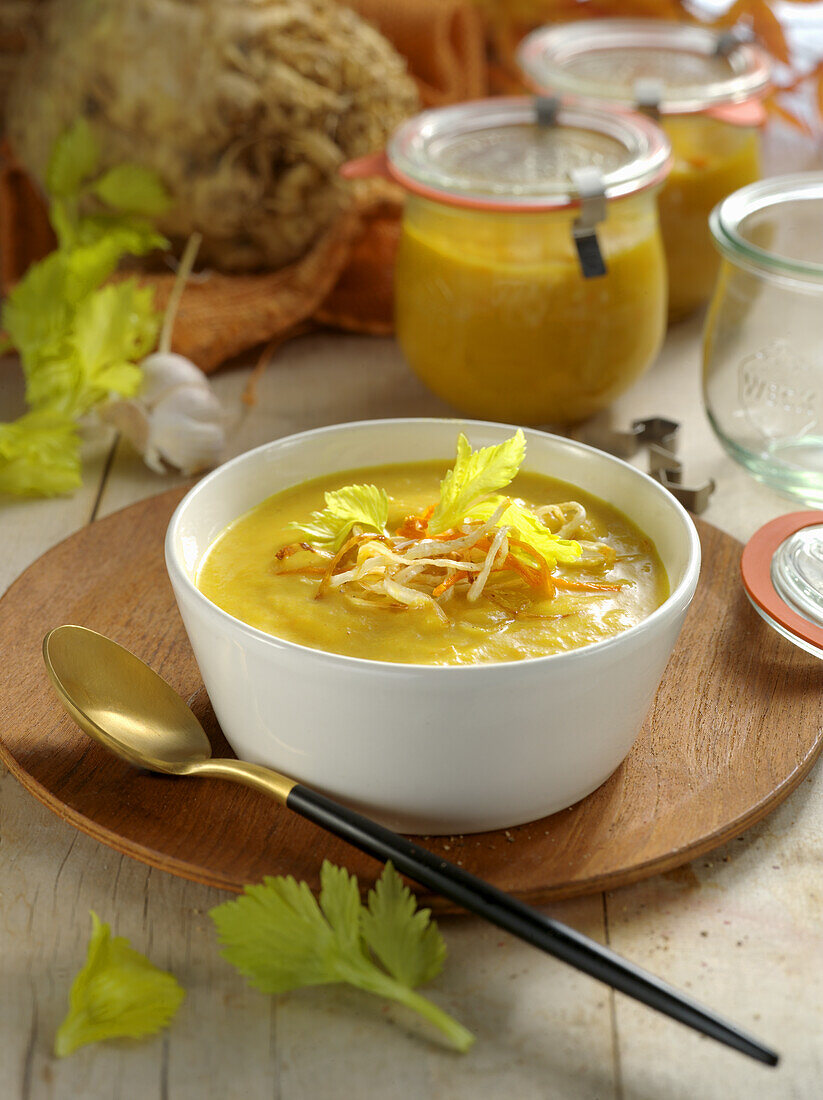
<box><xmin>386</xmin><ymin>96</ymin><xmax>671</xmax><ymax>210</ymax></box>
<box><xmin>742</xmin><ymin>513</ymin><xmax>823</xmax><ymax>658</ymax></box>
<box><xmin>517</xmin><ymin>19</ymin><xmax>772</xmax><ymax>115</ymax></box>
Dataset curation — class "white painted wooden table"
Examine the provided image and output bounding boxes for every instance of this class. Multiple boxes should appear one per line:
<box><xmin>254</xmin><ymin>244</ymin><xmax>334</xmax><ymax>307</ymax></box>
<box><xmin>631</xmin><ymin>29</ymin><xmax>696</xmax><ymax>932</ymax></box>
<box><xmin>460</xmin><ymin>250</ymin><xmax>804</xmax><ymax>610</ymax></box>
<box><xmin>2</xmin><ymin>318</ymin><xmax>822</xmax><ymax>1100</ymax></box>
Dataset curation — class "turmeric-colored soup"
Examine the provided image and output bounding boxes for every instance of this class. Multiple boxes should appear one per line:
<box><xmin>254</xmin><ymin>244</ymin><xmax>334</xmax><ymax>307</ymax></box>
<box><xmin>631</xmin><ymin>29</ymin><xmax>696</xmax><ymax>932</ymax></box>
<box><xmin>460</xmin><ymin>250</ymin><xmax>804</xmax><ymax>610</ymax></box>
<box><xmin>660</xmin><ymin>116</ymin><xmax>761</xmax><ymax>321</ymax></box>
<box><xmin>395</xmin><ymin>194</ymin><xmax>666</xmax><ymax>425</ymax></box>
<box><xmin>196</xmin><ymin>446</ymin><xmax>668</xmax><ymax>666</ymax></box>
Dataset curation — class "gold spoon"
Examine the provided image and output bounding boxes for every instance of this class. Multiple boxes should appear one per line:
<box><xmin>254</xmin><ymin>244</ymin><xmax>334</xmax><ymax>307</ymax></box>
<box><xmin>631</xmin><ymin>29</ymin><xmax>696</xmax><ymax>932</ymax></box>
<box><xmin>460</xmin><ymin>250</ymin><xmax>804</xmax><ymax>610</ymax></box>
<box><xmin>43</xmin><ymin>623</ymin><xmax>295</xmax><ymax>802</ymax></box>
<box><xmin>43</xmin><ymin>624</ymin><xmax>778</xmax><ymax>1067</ymax></box>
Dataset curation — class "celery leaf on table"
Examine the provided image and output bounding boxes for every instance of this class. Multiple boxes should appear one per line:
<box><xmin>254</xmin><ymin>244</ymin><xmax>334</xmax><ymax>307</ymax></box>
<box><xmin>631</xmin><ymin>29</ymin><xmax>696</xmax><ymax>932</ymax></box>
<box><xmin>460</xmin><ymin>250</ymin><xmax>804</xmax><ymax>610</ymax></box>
<box><xmin>0</xmin><ymin>409</ymin><xmax>81</xmax><ymax>496</ymax></box>
<box><xmin>71</xmin><ymin>214</ymin><xmax>168</xmax><ymax>257</ymax></box>
<box><xmin>17</xmin><ymin>282</ymin><xmax>159</xmax><ymax>418</ymax></box>
<box><xmin>2</xmin><ymin>252</ymin><xmax>74</xmax><ymax>366</ymax></box>
<box><xmin>51</xmin><ymin>203</ymin><xmax>169</xmax><ymax>258</ymax></box>
<box><xmin>429</xmin><ymin>430</ymin><xmax>526</xmax><ymax>534</ymax></box>
<box><xmin>68</xmin><ymin>281</ymin><xmax>160</xmax><ymax>410</ymax></box>
<box><xmin>360</xmin><ymin>859</ymin><xmax>446</xmax><ymax>988</ymax></box>
<box><xmin>54</xmin><ymin>912</ymin><xmax>185</xmax><ymax>1057</ymax></box>
<box><xmin>46</xmin><ymin>118</ymin><xmax>100</xmax><ymax>199</ymax></box>
<box><xmin>64</xmin><ymin>221</ymin><xmax>168</xmax><ymax>288</ymax></box>
<box><xmin>210</xmin><ymin>861</ymin><xmax>474</xmax><ymax>1052</ymax></box>
<box><xmin>0</xmin><ymin>119</ymin><xmax>171</xmax><ymax>497</ymax></box>
<box><xmin>91</xmin><ymin>164</ymin><xmax>172</xmax><ymax>218</ymax></box>
<box><xmin>292</xmin><ymin>484</ymin><xmax>390</xmax><ymax>551</ymax></box>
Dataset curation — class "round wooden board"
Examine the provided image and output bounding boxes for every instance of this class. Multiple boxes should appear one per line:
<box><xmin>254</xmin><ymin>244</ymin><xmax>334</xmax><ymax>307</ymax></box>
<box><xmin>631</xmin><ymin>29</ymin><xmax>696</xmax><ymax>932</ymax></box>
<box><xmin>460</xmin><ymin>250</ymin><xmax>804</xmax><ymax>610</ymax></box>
<box><xmin>2</xmin><ymin>488</ymin><xmax>823</xmax><ymax>911</ymax></box>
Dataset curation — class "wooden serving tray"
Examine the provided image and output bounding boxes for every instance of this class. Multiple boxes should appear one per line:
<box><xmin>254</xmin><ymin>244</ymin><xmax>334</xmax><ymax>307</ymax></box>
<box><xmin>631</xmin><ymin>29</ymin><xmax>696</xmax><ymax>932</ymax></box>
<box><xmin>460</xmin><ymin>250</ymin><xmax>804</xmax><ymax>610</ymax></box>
<box><xmin>2</xmin><ymin>488</ymin><xmax>822</xmax><ymax>910</ymax></box>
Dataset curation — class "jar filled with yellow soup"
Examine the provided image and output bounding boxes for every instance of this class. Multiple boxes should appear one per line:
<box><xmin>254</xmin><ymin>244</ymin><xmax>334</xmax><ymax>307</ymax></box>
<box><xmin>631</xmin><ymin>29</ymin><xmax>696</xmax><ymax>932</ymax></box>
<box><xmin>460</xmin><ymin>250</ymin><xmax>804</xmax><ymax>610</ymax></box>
<box><xmin>517</xmin><ymin>19</ymin><xmax>772</xmax><ymax>321</ymax></box>
<box><xmin>345</xmin><ymin>97</ymin><xmax>671</xmax><ymax>424</ymax></box>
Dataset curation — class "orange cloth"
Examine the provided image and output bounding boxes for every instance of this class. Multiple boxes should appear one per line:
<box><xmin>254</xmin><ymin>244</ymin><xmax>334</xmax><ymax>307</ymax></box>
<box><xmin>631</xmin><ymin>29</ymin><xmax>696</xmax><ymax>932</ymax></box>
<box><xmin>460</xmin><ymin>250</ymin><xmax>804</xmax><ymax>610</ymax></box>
<box><xmin>347</xmin><ymin>0</ymin><xmax>486</xmax><ymax>106</ymax></box>
<box><xmin>0</xmin><ymin>1</ymin><xmax>487</xmax><ymax>370</ymax></box>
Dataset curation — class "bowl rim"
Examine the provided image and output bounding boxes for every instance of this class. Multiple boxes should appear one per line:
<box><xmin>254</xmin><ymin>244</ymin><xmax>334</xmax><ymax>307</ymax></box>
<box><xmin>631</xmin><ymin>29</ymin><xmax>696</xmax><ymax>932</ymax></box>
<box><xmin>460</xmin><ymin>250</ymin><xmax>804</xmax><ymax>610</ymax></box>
<box><xmin>166</xmin><ymin>417</ymin><xmax>702</xmax><ymax>675</ymax></box>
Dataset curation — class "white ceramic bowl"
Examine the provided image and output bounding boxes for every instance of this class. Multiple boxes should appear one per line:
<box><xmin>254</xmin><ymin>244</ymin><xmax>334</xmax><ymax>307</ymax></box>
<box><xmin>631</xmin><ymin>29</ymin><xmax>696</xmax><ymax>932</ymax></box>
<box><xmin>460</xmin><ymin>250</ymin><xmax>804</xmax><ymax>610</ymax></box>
<box><xmin>166</xmin><ymin>419</ymin><xmax>700</xmax><ymax>834</ymax></box>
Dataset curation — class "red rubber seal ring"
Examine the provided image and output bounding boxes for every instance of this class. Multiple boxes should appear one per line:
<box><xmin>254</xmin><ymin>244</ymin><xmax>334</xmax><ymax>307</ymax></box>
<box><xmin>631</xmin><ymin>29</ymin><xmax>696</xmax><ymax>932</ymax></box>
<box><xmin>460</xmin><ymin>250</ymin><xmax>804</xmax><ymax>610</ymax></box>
<box><xmin>740</xmin><ymin>511</ymin><xmax>823</xmax><ymax>651</ymax></box>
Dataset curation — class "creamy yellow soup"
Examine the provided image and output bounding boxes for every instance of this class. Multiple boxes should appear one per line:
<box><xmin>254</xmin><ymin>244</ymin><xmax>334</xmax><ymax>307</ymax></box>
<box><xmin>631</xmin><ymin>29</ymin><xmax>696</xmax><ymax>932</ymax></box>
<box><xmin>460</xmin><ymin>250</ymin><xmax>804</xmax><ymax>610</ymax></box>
<box><xmin>660</xmin><ymin>116</ymin><xmax>761</xmax><ymax>321</ymax></box>
<box><xmin>196</xmin><ymin>463</ymin><xmax>669</xmax><ymax>666</ymax></box>
<box><xmin>395</xmin><ymin>193</ymin><xmax>667</xmax><ymax>425</ymax></box>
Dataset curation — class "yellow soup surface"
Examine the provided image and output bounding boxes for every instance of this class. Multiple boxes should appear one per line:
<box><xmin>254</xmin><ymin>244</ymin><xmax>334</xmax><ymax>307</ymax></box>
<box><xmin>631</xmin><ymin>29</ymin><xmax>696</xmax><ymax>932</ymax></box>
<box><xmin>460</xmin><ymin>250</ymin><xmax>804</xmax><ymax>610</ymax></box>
<box><xmin>660</xmin><ymin>116</ymin><xmax>760</xmax><ymax>321</ymax></box>
<box><xmin>196</xmin><ymin>463</ymin><xmax>669</xmax><ymax>666</ymax></box>
<box><xmin>395</xmin><ymin>195</ymin><xmax>666</xmax><ymax>426</ymax></box>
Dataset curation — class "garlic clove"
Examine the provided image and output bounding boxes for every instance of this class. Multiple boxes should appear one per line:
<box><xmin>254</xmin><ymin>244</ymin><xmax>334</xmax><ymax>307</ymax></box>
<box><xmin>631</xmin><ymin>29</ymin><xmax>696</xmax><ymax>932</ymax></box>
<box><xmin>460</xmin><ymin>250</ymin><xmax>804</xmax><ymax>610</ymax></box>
<box><xmin>144</xmin><ymin>386</ymin><xmax>226</xmax><ymax>474</ymax></box>
<box><xmin>141</xmin><ymin>437</ymin><xmax>172</xmax><ymax>476</ymax></box>
<box><xmin>98</xmin><ymin>398</ymin><xmax>150</xmax><ymax>453</ymax></box>
<box><xmin>138</xmin><ymin>352</ymin><xmax>213</xmax><ymax>409</ymax></box>
<box><xmin>145</xmin><ymin>416</ymin><xmax>225</xmax><ymax>476</ymax></box>
<box><xmin>151</xmin><ymin>383</ymin><xmax>224</xmax><ymax>423</ymax></box>
<box><xmin>101</xmin><ymin>354</ymin><xmax>226</xmax><ymax>475</ymax></box>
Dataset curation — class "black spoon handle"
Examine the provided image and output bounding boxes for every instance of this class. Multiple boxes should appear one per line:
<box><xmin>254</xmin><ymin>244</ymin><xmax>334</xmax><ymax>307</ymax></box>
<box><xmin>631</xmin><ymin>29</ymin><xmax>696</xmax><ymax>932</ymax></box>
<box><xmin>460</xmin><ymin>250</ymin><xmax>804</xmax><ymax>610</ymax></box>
<box><xmin>287</xmin><ymin>784</ymin><xmax>778</xmax><ymax>1068</ymax></box>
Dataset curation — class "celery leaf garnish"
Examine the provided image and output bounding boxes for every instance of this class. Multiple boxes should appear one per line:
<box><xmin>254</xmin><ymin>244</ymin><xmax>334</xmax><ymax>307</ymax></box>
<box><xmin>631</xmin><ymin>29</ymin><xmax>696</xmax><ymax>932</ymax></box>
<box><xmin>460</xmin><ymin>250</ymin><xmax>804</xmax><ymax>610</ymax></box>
<box><xmin>292</xmin><ymin>484</ymin><xmax>389</xmax><ymax>552</ymax></box>
<box><xmin>429</xmin><ymin>430</ymin><xmax>526</xmax><ymax>535</ymax></box>
<box><xmin>470</xmin><ymin>497</ymin><xmax>581</xmax><ymax>569</ymax></box>
<box><xmin>54</xmin><ymin>912</ymin><xmax>185</xmax><ymax>1057</ymax></box>
<box><xmin>210</xmin><ymin>861</ymin><xmax>474</xmax><ymax>1053</ymax></box>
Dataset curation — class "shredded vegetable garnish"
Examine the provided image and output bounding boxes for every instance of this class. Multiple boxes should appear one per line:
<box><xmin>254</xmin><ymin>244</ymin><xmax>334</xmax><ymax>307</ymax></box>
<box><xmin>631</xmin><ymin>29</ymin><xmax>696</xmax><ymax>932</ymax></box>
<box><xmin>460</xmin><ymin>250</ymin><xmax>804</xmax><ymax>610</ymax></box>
<box><xmin>279</xmin><ymin>433</ymin><xmax>629</xmax><ymax>624</ymax></box>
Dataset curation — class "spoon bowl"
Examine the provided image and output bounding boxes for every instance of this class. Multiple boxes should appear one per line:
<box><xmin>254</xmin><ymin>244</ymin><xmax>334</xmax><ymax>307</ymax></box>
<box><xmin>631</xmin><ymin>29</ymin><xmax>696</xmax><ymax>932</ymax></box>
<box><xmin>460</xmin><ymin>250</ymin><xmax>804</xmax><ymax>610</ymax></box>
<box><xmin>44</xmin><ymin>624</ymin><xmax>213</xmax><ymax>772</ymax></box>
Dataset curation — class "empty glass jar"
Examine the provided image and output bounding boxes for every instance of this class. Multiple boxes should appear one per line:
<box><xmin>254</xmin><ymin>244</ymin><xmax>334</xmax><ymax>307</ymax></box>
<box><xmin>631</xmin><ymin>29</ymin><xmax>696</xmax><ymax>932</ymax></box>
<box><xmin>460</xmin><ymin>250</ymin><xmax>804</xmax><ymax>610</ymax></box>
<box><xmin>703</xmin><ymin>175</ymin><xmax>823</xmax><ymax>504</ymax></box>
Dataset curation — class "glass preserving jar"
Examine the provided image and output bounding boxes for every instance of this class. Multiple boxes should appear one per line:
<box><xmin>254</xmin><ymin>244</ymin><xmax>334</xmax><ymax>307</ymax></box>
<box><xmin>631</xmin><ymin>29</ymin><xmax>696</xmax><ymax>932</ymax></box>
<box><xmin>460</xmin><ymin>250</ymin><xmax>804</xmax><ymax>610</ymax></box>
<box><xmin>346</xmin><ymin>97</ymin><xmax>671</xmax><ymax>425</ymax></box>
<box><xmin>517</xmin><ymin>19</ymin><xmax>772</xmax><ymax>321</ymax></box>
<box><xmin>704</xmin><ymin>175</ymin><xmax>823</xmax><ymax>504</ymax></box>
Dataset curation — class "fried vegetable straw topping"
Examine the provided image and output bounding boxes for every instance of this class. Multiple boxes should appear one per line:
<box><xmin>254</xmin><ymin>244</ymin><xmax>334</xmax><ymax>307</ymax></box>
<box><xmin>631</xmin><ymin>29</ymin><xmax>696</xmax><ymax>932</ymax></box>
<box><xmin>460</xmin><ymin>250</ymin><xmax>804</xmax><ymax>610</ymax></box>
<box><xmin>281</xmin><ymin>432</ymin><xmax>626</xmax><ymax>622</ymax></box>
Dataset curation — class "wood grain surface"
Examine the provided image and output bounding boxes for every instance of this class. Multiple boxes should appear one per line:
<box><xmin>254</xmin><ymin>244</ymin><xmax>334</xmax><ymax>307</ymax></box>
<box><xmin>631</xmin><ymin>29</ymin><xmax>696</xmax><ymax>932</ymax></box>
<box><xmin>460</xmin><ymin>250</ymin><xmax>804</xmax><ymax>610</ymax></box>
<box><xmin>1</xmin><ymin>486</ymin><xmax>822</xmax><ymax>911</ymax></box>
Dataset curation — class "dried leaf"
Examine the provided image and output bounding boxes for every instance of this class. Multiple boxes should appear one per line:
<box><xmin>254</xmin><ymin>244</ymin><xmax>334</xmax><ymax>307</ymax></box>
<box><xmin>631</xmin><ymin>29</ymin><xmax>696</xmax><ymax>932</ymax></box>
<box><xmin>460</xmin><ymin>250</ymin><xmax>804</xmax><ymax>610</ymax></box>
<box><xmin>587</xmin><ymin>0</ymin><xmax>683</xmax><ymax>17</ymax></box>
<box><xmin>713</xmin><ymin>0</ymin><xmax>756</xmax><ymax>29</ymax></box>
<box><xmin>488</xmin><ymin>60</ymin><xmax>530</xmax><ymax>96</ymax></box>
<box><xmin>778</xmin><ymin>66</ymin><xmax>819</xmax><ymax>94</ymax></box>
<box><xmin>767</xmin><ymin>95</ymin><xmax>814</xmax><ymax>136</ymax></box>
<box><xmin>748</xmin><ymin>0</ymin><xmax>791</xmax><ymax>64</ymax></box>
<box><xmin>241</xmin><ymin>322</ymin><xmax>314</xmax><ymax>407</ymax></box>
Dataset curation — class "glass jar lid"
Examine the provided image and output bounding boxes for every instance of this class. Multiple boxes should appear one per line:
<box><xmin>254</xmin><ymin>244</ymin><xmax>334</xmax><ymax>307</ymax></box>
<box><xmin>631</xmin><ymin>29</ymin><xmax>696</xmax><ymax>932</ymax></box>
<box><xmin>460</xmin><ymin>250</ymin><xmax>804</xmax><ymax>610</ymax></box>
<box><xmin>711</xmin><ymin>174</ymin><xmax>823</xmax><ymax>284</ymax></box>
<box><xmin>741</xmin><ymin>512</ymin><xmax>823</xmax><ymax>658</ymax></box>
<box><xmin>386</xmin><ymin>96</ymin><xmax>671</xmax><ymax>211</ymax></box>
<box><xmin>517</xmin><ymin>19</ymin><xmax>772</xmax><ymax>115</ymax></box>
